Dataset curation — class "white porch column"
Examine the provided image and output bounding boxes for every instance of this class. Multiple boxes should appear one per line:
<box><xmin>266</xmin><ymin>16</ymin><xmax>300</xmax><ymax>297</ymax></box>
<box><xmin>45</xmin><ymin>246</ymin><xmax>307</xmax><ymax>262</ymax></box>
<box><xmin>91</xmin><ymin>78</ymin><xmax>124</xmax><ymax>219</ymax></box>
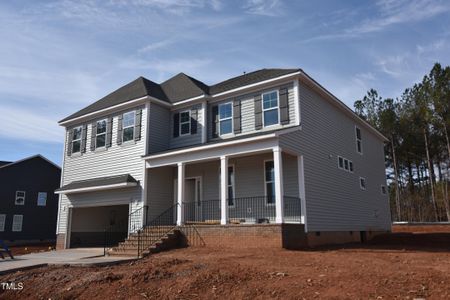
<box><xmin>220</xmin><ymin>156</ymin><xmax>229</xmax><ymax>225</ymax></box>
<box><xmin>273</xmin><ymin>146</ymin><xmax>284</xmax><ymax>223</ymax></box>
<box><xmin>177</xmin><ymin>162</ymin><xmax>185</xmax><ymax>226</ymax></box>
<box><xmin>297</xmin><ymin>155</ymin><xmax>307</xmax><ymax>227</ymax></box>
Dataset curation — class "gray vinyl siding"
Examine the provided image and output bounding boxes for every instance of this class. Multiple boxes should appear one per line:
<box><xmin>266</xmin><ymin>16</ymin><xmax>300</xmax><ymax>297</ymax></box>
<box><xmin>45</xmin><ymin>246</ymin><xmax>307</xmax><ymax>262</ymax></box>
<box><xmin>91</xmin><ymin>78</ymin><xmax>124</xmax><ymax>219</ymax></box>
<box><xmin>148</xmin><ymin>103</ymin><xmax>170</xmax><ymax>154</ymax></box>
<box><xmin>57</xmin><ymin>105</ymin><xmax>147</xmax><ymax>235</ymax></box>
<box><xmin>279</xmin><ymin>80</ymin><xmax>391</xmax><ymax>232</ymax></box>
<box><xmin>169</xmin><ymin>104</ymin><xmax>203</xmax><ymax>149</ymax></box>
<box><xmin>207</xmin><ymin>82</ymin><xmax>297</xmax><ymax>141</ymax></box>
<box><xmin>147</xmin><ymin>166</ymin><xmax>175</xmax><ymax>220</ymax></box>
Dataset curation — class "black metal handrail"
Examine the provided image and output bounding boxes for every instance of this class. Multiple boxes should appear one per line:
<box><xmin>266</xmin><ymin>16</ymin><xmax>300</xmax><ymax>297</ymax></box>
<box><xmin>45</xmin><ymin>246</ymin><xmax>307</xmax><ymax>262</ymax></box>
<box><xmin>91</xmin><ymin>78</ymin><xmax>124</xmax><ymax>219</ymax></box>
<box><xmin>283</xmin><ymin>196</ymin><xmax>302</xmax><ymax>223</ymax></box>
<box><xmin>137</xmin><ymin>203</ymin><xmax>179</xmax><ymax>258</ymax></box>
<box><xmin>228</xmin><ymin>196</ymin><xmax>276</xmax><ymax>224</ymax></box>
<box><xmin>103</xmin><ymin>205</ymin><xmax>147</xmax><ymax>256</ymax></box>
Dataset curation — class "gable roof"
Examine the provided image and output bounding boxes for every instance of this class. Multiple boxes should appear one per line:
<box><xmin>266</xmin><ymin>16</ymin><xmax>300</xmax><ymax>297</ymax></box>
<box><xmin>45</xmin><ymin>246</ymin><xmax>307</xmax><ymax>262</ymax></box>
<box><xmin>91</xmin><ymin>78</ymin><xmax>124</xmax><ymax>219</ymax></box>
<box><xmin>60</xmin><ymin>77</ymin><xmax>168</xmax><ymax>123</ymax></box>
<box><xmin>210</xmin><ymin>68</ymin><xmax>300</xmax><ymax>95</ymax></box>
<box><xmin>0</xmin><ymin>161</ymin><xmax>11</xmax><ymax>167</ymax></box>
<box><xmin>0</xmin><ymin>154</ymin><xmax>60</xmax><ymax>170</ymax></box>
<box><xmin>161</xmin><ymin>73</ymin><xmax>209</xmax><ymax>102</ymax></box>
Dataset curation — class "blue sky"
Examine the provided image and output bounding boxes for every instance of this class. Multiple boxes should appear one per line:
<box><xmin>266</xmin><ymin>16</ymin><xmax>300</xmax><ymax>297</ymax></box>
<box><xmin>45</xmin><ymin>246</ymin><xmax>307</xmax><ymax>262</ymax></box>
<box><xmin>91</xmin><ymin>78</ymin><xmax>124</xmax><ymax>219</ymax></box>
<box><xmin>1</xmin><ymin>0</ymin><xmax>450</xmax><ymax>166</ymax></box>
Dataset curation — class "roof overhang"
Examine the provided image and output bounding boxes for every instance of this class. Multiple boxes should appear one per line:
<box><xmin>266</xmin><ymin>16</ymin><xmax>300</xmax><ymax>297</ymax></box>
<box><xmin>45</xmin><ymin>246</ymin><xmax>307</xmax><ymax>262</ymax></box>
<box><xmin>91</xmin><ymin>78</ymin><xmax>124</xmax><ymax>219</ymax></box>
<box><xmin>55</xmin><ymin>174</ymin><xmax>138</xmax><ymax>194</ymax></box>
<box><xmin>143</xmin><ymin>127</ymin><xmax>299</xmax><ymax>168</ymax></box>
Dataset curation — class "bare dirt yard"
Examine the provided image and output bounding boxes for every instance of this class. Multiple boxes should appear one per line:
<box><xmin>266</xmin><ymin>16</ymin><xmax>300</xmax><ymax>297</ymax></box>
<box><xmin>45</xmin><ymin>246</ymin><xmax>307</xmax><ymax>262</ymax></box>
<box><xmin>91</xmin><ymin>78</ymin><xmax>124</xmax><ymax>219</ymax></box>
<box><xmin>1</xmin><ymin>225</ymin><xmax>449</xmax><ymax>299</ymax></box>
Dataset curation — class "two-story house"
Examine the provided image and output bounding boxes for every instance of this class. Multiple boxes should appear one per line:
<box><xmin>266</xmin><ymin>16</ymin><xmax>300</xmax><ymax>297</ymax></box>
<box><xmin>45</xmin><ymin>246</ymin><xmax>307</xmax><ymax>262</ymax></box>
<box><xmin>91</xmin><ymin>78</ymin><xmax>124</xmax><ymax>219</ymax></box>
<box><xmin>55</xmin><ymin>69</ymin><xmax>391</xmax><ymax>251</ymax></box>
<box><xmin>0</xmin><ymin>155</ymin><xmax>61</xmax><ymax>243</ymax></box>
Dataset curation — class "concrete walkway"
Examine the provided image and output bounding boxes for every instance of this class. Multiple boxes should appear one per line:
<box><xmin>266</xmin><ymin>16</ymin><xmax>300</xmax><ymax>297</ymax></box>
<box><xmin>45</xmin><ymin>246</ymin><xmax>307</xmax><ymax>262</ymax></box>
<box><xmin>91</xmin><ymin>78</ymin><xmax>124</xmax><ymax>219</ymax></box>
<box><xmin>0</xmin><ymin>248</ymin><xmax>136</xmax><ymax>275</ymax></box>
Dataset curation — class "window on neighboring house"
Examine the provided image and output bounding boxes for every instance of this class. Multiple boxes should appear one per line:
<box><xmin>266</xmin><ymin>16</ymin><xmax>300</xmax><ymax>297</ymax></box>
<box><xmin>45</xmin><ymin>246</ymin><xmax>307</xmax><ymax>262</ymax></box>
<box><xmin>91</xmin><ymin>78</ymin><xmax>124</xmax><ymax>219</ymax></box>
<box><xmin>265</xmin><ymin>160</ymin><xmax>275</xmax><ymax>204</ymax></box>
<box><xmin>122</xmin><ymin>111</ymin><xmax>135</xmax><ymax>142</ymax></box>
<box><xmin>72</xmin><ymin>126</ymin><xmax>82</xmax><ymax>153</ymax></box>
<box><xmin>37</xmin><ymin>192</ymin><xmax>47</xmax><ymax>206</ymax></box>
<box><xmin>96</xmin><ymin>119</ymin><xmax>107</xmax><ymax>148</ymax></box>
<box><xmin>349</xmin><ymin>161</ymin><xmax>354</xmax><ymax>172</ymax></box>
<box><xmin>15</xmin><ymin>191</ymin><xmax>25</xmax><ymax>205</ymax></box>
<box><xmin>344</xmin><ymin>159</ymin><xmax>349</xmax><ymax>170</ymax></box>
<box><xmin>219</xmin><ymin>102</ymin><xmax>233</xmax><ymax>135</ymax></box>
<box><xmin>338</xmin><ymin>156</ymin><xmax>353</xmax><ymax>173</ymax></box>
<box><xmin>12</xmin><ymin>215</ymin><xmax>23</xmax><ymax>232</ymax></box>
<box><xmin>262</xmin><ymin>91</ymin><xmax>279</xmax><ymax>127</ymax></box>
<box><xmin>356</xmin><ymin>126</ymin><xmax>363</xmax><ymax>154</ymax></box>
<box><xmin>360</xmin><ymin>177</ymin><xmax>366</xmax><ymax>190</ymax></box>
<box><xmin>228</xmin><ymin>165</ymin><xmax>235</xmax><ymax>206</ymax></box>
<box><xmin>179</xmin><ymin>111</ymin><xmax>191</xmax><ymax>135</ymax></box>
<box><xmin>0</xmin><ymin>214</ymin><xmax>5</xmax><ymax>232</ymax></box>
<box><xmin>381</xmin><ymin>185</ymin><xmax>387</xmax><ymax>195</ymax></box>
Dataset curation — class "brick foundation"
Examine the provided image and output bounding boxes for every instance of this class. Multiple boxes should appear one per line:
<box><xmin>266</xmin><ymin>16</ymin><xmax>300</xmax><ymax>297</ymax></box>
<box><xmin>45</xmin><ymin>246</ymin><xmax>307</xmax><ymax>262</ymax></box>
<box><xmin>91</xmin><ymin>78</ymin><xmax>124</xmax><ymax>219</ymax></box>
<box><xmin>179</xmin><ymin>224</ymin><xmax>307</xmax><ymax>249</ymax></box>
<box><xmin>56</xmin><ymin>234</ymin><xmax>66</xmax><ymax>250</ymax></box>
<box><xmin>178</xmin><ymin>224</ymin><xmax>388</xmax><ymax>249</ymax></box>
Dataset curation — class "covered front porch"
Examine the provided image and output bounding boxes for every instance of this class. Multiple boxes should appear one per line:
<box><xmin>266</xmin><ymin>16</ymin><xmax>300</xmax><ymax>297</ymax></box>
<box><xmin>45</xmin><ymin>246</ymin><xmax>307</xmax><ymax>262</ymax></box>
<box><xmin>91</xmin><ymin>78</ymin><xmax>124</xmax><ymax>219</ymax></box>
<box><xmin>143</xmin><ymin>135</ymin><xmax>306</xmax><ymax>226</ymax></box>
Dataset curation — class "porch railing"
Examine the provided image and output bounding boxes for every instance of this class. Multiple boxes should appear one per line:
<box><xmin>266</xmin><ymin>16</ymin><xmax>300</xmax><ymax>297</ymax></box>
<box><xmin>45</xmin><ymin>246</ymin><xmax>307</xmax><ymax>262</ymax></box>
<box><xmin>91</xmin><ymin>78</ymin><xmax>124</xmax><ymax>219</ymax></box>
<box><xmin>182</xmin><ymin>196</ymin><xmax>301</xmax><ymax>225</ymax></box>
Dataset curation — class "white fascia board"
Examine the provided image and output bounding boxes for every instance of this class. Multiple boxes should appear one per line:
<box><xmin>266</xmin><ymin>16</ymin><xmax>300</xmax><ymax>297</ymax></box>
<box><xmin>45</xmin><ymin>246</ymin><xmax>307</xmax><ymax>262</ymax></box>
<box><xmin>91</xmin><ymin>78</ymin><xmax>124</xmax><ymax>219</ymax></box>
<box><xmin>171</xmin><ymin>94</ymin><xmax>208</xmax><ymax>107</ymax></box>
<box><xmin>299</xmin><ymin>71</ymin><xmax>388</xmax><ymax>142</ymax></box>
<box><xmin>59</xmin><ymin>96</ymin><xmax>171</xmax><ymax>126</ymax></box>
<box><xmin>211</xmin><ymin>72</ymin><xmax>301</xmax><ymax>99</ymax></box>
<box><xmin>55</xmin><ymin>182</ymin><xmax>137</xmax><ymax>194</ymax></box>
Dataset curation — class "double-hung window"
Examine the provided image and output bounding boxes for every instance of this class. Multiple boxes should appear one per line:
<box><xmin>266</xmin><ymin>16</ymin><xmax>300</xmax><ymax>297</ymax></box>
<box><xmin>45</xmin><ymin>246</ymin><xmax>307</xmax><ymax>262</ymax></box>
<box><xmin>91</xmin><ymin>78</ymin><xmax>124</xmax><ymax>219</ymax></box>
<box><xmin>338</xmin><ymin>156</ymin><xmax>353</xmax><ymax>173</ymax></box>
<box><xmin>72</xmin><ymin>126</ymin><xmax>82</xmax><ymax>153</ymax></box>
<box><xmin>356</xmin><ymin>126</ymin><xmax>363</xmax><ymax>154</ymax></box>
<box><xmin>96</xmin><ymin>119</ymin><xmax>107</xmax><ymax>148</ymax></box>
<box><xmin>262</xmin><ymin>91</ymin><xmax>279</xmax><ymax>127</ymax></box>
<box><xmin>12</xmin><ymin>215</ymin><xmax>23</xmax><ymax>232</ymax></box>
<box><xmin>15</xmin><ymin>191</ymin><xmax>25</xmax><ymax>205</ymax></box>
<box><xmin>265</xmin><ymin>160</ymin><xmax>275</xmax><ymax>204</ymax></box>
<box><xmin>219</xmin><ymin>102</ymin><xmax>233</xmax><ymax>135</ymax></box>
<box><xmin>180</xmin><ymin>111</ymin><xmax>191</xmax><ymax>135</ymax></box>
<box><xmin>122</xmin><ymin>111</ymin><xmax>135</xmax><ymax>142</ymax></box>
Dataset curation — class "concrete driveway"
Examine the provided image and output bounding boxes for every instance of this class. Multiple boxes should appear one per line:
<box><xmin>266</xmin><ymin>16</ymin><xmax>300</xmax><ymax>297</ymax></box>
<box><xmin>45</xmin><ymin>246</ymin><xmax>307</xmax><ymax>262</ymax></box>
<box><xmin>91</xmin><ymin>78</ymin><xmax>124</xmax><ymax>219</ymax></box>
<box><xmin>0</xmin><ymin>248</ymin><xmax>135</xmax><ymax>275</ymax></box>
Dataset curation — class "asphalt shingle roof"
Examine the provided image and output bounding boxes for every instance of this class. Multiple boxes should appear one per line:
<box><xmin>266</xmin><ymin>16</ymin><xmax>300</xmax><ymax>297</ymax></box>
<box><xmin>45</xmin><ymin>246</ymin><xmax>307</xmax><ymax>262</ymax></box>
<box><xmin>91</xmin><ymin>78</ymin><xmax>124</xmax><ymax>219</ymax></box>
<box><xmin>56</xmin><ymin>174</ymin><xmax>138</xmax><ymax>192</ymax></box>
<box><xmin>60</xmin><ymin>68</ymin><xmax>300</xmax><ymax>123</ymax></box>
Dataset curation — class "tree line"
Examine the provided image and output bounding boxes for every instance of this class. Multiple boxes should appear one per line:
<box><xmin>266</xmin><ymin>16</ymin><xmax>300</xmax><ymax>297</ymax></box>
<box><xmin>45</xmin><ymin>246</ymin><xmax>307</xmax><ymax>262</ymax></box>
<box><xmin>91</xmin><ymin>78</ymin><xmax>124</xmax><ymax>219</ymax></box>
<box><xmin>354</xmin><ymin>63</ymin><xmax>450</xmax><ymax>222</ymax></box>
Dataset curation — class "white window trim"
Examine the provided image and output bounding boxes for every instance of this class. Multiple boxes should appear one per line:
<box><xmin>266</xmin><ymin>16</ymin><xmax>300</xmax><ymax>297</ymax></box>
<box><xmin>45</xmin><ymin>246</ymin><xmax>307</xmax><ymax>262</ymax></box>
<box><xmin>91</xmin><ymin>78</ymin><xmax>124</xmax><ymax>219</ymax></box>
<box><xmin>381</xmin><ymin>185</ymin><xmax>387</xmax><ymax>195</ymax></box>
<box><xmin>337</xmin><ymin>156</ymin><xmax>353</xmax><ymax>173</ymax></box>
<box><xmin>0</xmin><ymin>214</ymin><xmax>5</xmax><ymax>232</ymax></box>
<box><xmin>355</xmin><ymin>126</ymin><xmax>363</xmax><ymax>155</ymax></box>
<box><xmin>262</xmin><ymin>90</ymin><xmax>280</xmax><ymax>128</ymax></box>
<box><xmin>360</xmin><ymin>177</ymin><xmax>366</xmax><ymax>190</ymax></box>
<box><xmin>179</xmin><ymin>110</ymin><xmax>191</xmax><ymax>136</ymax></box>
<box><xmin>12</xmin><ymin>214</ymin><xmax>23</xmax><ymax>232</ymax></box>
<box><xmin>218</xmin><ymin>102</ymin><xmax>233</xmax><ymax>136</ymax></box>
<box><xmin>72</xmin><ymin>126</ymin><xmax>82</xmax><ymax>154</ymax></box>
<box><xmin>122</xmin><ymin>111</ymin><xmax>136</xmax><ymax>143</ymax></box>
<box><xmin>264</xmin><ymin>159</ymin><xmax>276</xmax><ymax>206</ymax></box>
<box><xmin>95</xmin><ymin>118</ymin><xmax>107</xmax><ymax>148</ymax></box>
<box><xmin>37</xmin><ymin>192</ymin><xmax>47</xmax><ymax>206</ymax></box>
<box><xmin>15</xmin><ymin>191</ymin><xmax>25</xmax><ymax>205</ymax></box>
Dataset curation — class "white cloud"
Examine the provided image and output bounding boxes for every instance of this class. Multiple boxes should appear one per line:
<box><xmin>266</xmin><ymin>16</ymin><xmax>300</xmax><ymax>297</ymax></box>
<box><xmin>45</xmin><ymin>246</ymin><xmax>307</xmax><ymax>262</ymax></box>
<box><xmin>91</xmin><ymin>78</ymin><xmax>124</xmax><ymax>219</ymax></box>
<box><xmin>0</xmin><ymin>105</ymin><xmax>63</xmax><ymax>143</ymax></box>
<box><xmin>243</xmin><ymin>0</ymin><xmax>284</xmax><ymax>17</ymax></box>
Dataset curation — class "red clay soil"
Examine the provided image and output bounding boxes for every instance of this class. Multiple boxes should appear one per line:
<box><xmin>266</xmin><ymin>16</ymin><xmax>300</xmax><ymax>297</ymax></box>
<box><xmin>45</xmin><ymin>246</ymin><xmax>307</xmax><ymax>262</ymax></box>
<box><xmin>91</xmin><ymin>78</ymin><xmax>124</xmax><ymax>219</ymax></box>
<box><xmin>1</xmin><ymin>226</ymin><xmax>449</xmax><ymax>300</ymax></box>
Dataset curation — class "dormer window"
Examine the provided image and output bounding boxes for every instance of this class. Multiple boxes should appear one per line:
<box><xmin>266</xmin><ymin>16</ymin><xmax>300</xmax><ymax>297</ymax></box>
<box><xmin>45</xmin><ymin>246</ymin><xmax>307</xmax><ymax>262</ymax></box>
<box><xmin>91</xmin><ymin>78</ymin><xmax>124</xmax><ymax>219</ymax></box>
<box><xmin>262</xmin><ymin>90</ymin><xmax>279</xmax><ymax>127</ymax></box>
<box><xmin>72</xmin><ymin>126</ymin><xmax>82</xmax><ymax>153</ymax></box>
<box><xmin>122</xmin><ymin>111</ymin><xmax>135</xmax><ymax>142</ymax></box>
